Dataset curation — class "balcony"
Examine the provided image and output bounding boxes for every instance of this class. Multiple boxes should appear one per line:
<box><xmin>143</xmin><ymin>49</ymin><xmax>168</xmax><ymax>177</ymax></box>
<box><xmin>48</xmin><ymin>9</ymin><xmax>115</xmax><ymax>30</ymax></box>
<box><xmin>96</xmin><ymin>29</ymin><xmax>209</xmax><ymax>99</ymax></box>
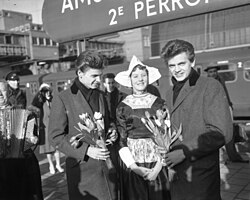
<box><xmin>0</xmin><ymin>44</ymin><xmax>27</xmax><ymax>62</ymax></box>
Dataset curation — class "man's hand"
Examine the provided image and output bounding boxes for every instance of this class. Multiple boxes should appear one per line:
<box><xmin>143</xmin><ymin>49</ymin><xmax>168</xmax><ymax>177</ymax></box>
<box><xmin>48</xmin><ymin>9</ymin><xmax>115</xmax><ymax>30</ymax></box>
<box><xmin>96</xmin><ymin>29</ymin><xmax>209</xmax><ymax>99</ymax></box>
<box><xmin>87</xmin><ymin>146</ymin><xmax>110</xmax><ymax>160</ymax></box>
<box><xmin>165</xmin><ymin>149</ymin><xmax>186</xmax><ymax>168</ymax></box>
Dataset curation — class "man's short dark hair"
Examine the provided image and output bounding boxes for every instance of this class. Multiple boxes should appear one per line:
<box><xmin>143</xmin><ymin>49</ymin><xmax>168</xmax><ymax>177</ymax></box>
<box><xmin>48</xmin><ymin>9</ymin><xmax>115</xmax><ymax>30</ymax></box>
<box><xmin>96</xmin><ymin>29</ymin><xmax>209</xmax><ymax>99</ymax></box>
<box><xmin>161</xmin><ymin>39</ymin><xmax>195</xmax><ymax>64</ymax></box>
<box><xmin>76</xmin><ymin>51</ymin><xmax>104</xmax><ymax>73</ymax></box>
<box><xmin>102</xmin><ymin>73</ymin><xmax>115</xmax><ymax>82</ymax></box>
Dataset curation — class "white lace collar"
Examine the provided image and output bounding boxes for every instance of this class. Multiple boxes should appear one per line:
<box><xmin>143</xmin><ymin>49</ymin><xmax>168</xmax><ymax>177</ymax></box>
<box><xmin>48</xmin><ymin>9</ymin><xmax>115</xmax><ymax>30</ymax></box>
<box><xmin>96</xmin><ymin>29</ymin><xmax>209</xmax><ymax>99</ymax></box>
<box><xmin>122</xmin><ymin>93</ymin><xmax>157</xmax><ymax>109</ymax></box>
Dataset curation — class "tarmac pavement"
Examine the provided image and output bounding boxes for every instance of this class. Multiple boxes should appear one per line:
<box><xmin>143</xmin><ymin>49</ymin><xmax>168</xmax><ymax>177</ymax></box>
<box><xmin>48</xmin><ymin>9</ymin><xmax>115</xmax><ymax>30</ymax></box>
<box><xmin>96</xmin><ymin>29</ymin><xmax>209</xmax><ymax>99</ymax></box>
<box><xmin>37</xmin><ymin>146</ymin><xmax>250</xmax><ymax>200</ymax></box>
<box><xmin>35</xmin><ymin>148</ymin><xmax>69</xmax><ymax>200</ymax></box>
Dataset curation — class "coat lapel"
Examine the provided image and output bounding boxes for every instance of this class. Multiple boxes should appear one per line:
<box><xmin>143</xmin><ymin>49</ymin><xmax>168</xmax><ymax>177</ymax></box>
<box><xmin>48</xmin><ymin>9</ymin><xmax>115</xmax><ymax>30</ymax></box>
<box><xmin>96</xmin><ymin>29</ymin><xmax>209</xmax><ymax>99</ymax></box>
<box><xmin>171</xmin><ymin>81</ymin><xmax>193</xmax><ymax>114</ymax></box>
<box><xmin>170</xmin><ymin>69</ymin><xmax>200</xmax><ymax>114</ymax></box>
<box><xmin>166</xmin><ymin>88</ymin><xmax>174</xmax><ymax>112</ymax></box>
<box><xmin>72</xmin><ymin>90</ymin><xmax>93</xmax><ymax>117</ymax></box>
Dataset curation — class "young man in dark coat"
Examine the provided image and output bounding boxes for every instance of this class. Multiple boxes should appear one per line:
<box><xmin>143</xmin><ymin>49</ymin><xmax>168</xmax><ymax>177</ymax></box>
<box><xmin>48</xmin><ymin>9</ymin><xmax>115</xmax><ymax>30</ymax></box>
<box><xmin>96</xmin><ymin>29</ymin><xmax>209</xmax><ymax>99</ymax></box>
<box><xmin>102</xmin><ymin>73</ymin><xmax>126</xmax><ymax>123</ymax></box>
<box><xmin>102</xmin><ymin>73</ymin><xmax>126</xmax><ymax>200</ymax></box>
<box><xmin>161</xmin><ymin>39</ymin><xmax>233</xmax><ymax>200</ymax></box>
<box><xmin>48</xmin><ymin>51</ymin><xmax>118</xmax><ymax>200</ymax></box>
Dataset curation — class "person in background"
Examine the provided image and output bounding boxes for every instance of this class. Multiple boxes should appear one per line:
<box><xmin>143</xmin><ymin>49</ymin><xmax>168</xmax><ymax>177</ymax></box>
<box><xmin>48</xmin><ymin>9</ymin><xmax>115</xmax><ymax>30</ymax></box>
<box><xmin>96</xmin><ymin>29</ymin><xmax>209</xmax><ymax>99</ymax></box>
<box><xmin>32</xmin><ymin>83</ymin><xmax>64</xmax><ymax>174</ymax></box>
<box><xmin>115</xmin><ymin>55</ymin><xmax>171</xmax><ymax>200</ymax></box>
<box><xmin>161</xmin><ymin>39</ymin><xmax>233</xmax><ymax>200</ymax></box>
<box><xmin>205</xmin><ymin>65</ymin><xmax>249</xmax><ymax>163</ymax></box>
<box><xmin>205</xmin><ymin>65</ymin><xmax>232</xmax><ymax>108</ymax></box>
<box><xmin>102</xmin><ymin>73</ymin><xmax>126</xmax><ymax>123</ymax></box>
<box><xmin>0</xmin><ymin>81</ymin><xmax>43</xmax><ymax>200</ymax></box>
<box><xmin>48</xmin><ymin>51</ymin><xmax>118</xmax><ymax>200</ymax></box>
<box><xmin>102</xmin><ymin>73</ymin><xmax>126</xmax><ymax>200</ymax></box>
<box><xmin>5</xmin><ymin>71</ymin><xmax>26</xmax><ymax>109</ymax></box>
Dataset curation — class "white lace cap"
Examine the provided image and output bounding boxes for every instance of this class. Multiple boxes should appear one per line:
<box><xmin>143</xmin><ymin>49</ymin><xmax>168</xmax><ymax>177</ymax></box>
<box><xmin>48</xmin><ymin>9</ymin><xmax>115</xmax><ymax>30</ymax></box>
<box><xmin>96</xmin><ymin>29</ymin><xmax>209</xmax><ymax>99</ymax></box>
<box><xmin>115</xmin><ymin>55</ymin><xmax>161</xmax><ymax>88</ymax></box>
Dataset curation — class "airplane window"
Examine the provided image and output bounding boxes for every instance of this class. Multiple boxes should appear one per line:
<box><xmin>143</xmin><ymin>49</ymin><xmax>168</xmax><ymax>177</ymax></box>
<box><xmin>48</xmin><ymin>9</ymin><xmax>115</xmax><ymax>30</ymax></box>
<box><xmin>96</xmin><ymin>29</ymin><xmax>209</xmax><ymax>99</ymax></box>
<box><xmin>218</xmin><ymin>63</ymin><xmax>237</xmax><ymax>83</ymax></box>
<box><xmin>57</xmin><ymin>80</ymin><xmax>70</xmax><ymax>92</ymax></box>
<box><xmin>29</xmin><ymin>82</ymin><xmax>38</xmax><ymax>95</ymax></box>
<box><xmin>243</xmin><ymin>61</ymin><xmax>250</xmax><ymax>81</ymax></box>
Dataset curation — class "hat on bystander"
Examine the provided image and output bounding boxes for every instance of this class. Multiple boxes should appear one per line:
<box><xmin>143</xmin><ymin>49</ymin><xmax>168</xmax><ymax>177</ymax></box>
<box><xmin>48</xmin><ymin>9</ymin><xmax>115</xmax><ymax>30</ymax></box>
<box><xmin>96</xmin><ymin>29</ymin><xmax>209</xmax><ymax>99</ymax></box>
<box><xmin>204</xmin><ymin>64</ymin><xmax>220</xmax><ymax>72</ymax></box>
<box><xmin>5</xmin><ymin>72</ymin><xmax>20</xmax><ymax>81</ymax></box>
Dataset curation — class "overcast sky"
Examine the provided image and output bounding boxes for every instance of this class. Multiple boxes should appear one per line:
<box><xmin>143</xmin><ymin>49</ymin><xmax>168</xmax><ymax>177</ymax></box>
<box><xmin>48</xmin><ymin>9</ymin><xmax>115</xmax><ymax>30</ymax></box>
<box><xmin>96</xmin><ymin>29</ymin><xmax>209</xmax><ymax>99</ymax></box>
<box><xmin>0</xmin><ymin>0</ymin><xmax>44</xmax><ymax>24</ymax></box>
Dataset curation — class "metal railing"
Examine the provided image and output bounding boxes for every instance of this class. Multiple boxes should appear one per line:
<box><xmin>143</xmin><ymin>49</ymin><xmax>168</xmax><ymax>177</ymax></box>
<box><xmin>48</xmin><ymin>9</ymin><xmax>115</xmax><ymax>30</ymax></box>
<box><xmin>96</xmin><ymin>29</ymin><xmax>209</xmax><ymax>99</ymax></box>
<box><xmin>0</xmin><ymin>44</ymin><xmax>26</xmax><ymax>56</ymax></box>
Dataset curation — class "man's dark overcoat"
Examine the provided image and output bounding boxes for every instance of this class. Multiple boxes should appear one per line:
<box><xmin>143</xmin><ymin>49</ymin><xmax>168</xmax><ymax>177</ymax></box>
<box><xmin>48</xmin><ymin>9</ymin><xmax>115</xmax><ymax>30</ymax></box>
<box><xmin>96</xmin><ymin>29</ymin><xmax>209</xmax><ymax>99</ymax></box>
<box><xmin>104</xmin><ymin>87</ymin><xmax>126</xmax><ymax>123</ymax></box>
<box><xmin>48</xmin><ymin>81</ymin><xmax>118</xmax><ymax>200</ymax></box>
<box><xmin>7</xmin><ymin>85</ymin><xmax>26</xmax><ymax>109</ymax></box>
<box><xmin>165</xmin><ymin>73</ymin><xmax>233</xmax><ymax>200</ymax></box>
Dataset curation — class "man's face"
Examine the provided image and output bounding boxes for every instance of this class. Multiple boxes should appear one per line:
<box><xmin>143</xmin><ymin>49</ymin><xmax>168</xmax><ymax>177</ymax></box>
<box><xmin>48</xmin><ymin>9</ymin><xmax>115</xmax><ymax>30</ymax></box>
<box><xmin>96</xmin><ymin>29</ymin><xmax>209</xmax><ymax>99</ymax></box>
<box><xmin>207</xmin><ymin>68</ymin><xmax>218</xmax><ymax>78</ymax></box>
<box><xmin>167</xmin><ymin>52</ymin><xmax>194</xmax><ymax>82</ymax></box>
<box><xmin>7</xmin><ymin>80</ymin><xmax>19</xmax><ymax>89</ymax></box>
<box><xmin>103</xmin><ymin>78</ymin><xmax>116</xmax><ymax>93</ymax></box>
<box><xmin>79</xmin><ymin>67</ymin><xmax>103</xmax><ymax>89</ymax></box>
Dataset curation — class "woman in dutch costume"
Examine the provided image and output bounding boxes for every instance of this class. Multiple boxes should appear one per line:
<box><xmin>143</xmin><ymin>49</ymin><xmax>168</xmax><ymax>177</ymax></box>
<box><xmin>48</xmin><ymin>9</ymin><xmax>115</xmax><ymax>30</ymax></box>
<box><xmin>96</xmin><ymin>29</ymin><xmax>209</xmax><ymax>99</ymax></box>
<box><xmin>115</xmin><ymin>56</ymin><xmax>171</xmax><ymax>200</ymax></box>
